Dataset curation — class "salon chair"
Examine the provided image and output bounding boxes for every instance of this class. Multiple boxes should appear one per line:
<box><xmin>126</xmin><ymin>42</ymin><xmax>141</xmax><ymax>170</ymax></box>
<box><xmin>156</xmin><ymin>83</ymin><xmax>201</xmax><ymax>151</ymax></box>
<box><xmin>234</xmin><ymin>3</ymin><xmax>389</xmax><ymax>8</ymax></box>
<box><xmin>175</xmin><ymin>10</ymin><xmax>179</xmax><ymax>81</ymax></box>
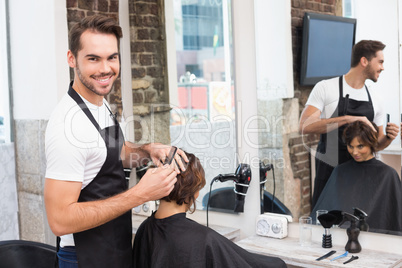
<box><xmin>0</xmin><ymin>240</ymin><xmax>57</xmax><ymax>268</ymax></box>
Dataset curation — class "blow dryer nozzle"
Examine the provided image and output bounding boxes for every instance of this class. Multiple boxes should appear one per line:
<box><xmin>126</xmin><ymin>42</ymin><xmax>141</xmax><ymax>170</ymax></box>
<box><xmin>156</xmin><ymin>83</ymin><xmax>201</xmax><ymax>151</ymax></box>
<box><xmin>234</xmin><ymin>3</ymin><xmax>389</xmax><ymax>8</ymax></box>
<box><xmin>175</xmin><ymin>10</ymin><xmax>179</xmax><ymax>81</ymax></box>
<box><xmin>213</xmin><ymin>173</ymin><xmax>239</xmax><ymax>183</ymax></box>
<box><xmin>213</xmin><ymin>164</ymin><xmax>250</xmax><ymax>184</ymax></box>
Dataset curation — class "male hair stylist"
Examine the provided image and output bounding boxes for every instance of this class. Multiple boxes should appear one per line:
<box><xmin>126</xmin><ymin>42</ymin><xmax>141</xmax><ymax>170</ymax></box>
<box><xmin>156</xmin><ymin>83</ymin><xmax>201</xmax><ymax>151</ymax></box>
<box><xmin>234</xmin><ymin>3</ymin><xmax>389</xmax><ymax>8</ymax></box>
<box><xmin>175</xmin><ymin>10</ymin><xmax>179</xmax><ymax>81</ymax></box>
<box><xmin>44</xmin><ymin>15</ymin><xmax>187</xmax><ymax>268</ymax></box>
<box><xmin>299</xmin><ymin>40</ymin><xmax>399</xmax><ymax>207</ymax></box>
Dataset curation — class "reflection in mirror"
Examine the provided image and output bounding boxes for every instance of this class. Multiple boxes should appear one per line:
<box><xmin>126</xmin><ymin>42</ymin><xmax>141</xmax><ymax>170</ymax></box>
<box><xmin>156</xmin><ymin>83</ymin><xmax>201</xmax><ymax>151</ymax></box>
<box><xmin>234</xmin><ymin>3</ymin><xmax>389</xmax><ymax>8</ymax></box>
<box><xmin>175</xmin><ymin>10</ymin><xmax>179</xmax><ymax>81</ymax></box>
<box><xmin>343</xmin><ymin>0</ymin><xmax>402</xmax><ymax>236</ymax></box>
<box><xmin>168</xmin><ymin>0</ymin><xmax>237</xmax><ymax>211</ymax></box>
<box><xmin>311</xmin><ymin>121</ymin><xmax>402</xmax><ymax>235</ymax></box>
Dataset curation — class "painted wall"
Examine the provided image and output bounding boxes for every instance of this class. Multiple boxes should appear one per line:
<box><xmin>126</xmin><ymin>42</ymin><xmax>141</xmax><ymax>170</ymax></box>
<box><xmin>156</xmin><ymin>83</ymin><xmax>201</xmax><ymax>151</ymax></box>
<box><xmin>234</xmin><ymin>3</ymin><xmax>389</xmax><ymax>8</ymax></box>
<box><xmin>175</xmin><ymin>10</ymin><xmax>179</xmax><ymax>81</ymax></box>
<box><xmin>0</xmin><ymin>143</ymin><xmax>19</xmax><ymax>240</ymax></box>
<box><xmin>354</xmin><ymin>0</ymin><xmax>400</xmax><ymax>149</ymax></box>
<box><xmin>9</xmin><ymin>0</ymin><xmax>69</xmax><ymax>120</ymax></box>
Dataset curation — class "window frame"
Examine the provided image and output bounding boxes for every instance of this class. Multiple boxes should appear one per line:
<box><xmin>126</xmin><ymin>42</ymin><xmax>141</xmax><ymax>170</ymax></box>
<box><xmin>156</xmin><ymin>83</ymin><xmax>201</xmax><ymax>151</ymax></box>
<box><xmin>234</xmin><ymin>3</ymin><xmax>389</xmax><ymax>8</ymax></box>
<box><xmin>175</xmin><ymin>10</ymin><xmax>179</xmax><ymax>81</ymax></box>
<box><xmin>0</xmin><ymin>0</ymin><xmax>13</xmax><ymax>144</ymax></box>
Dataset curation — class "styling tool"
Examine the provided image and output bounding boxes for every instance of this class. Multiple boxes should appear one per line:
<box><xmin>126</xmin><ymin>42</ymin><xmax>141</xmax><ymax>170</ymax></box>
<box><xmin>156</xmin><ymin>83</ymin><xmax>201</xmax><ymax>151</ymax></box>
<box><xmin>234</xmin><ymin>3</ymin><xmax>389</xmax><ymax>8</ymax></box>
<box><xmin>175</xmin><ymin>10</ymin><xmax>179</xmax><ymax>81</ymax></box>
<box><xmin>318</xmin><ymin>213</ymin><xmax>337</xmax><ymax>248</ymax></box>
<box><xmin>343</xmin><ymin>255</ymin><xmax>359</xmax><ymax>264</ymax></box>
<box><xmin>316</xmin><ymin>250</ymin><xmax>336</xmax><ymax>261</ymax></box>
<box><xmin>353</xmin><ymin>207</ymin><xmax>369</xmax><ymax>231</ymax></box>
<box><xmin>163</xmin><ymin>146</ymin><xmax>177</xmax><ymax>165</ymax></box>
<box><xmin>339</xmin><ymin>212</ymin><xmax>362</xmax><ymax>253</ymax></box>
<box><xmin>343</xmin><ymin>94</ymin><xmax>349</xmax><ymax>115</ymax></box>
<box><xmin>259</xmin><ymin>161</ymin><xmax>273</xmax><ymax>214</ymax></box>
<box><xmin>328</xmin><ymin>210</ymin><xmax>343</xmax><ymax>225</ymax></box>
<box><xmin>330</xmin><ymin>251</ymin><xmax>348</xmax><ymax>261</ymax></box>
<box><xmin>211</xmin><ymin>163</ymin><xmax>252</xmax><ymax>212</ymax></box>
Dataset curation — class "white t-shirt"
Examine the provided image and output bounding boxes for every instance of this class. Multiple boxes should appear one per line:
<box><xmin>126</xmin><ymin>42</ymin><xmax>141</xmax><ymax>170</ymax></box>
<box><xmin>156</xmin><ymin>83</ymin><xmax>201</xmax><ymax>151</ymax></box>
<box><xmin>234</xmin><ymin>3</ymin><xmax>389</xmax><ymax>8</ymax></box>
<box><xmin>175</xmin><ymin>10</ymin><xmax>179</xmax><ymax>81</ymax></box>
<box><xmin>45</xmin><ymin>92</ymin><xmax>117</xmax><ymax>247</ymax></box>
<box><xmin>305</xmin><ymin>76</ymin><xmax>385</xmax><ymax>127</ymax></box>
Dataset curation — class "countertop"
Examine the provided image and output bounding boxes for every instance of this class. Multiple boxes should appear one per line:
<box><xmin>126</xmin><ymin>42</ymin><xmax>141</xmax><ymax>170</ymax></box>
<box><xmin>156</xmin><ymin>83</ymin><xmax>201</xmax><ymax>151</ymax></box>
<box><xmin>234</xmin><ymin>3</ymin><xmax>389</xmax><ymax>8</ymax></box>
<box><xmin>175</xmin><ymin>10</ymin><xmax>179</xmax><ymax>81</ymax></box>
<box><xmin>236</xmin><ymin>235</ymin><xmax>402</xmax><ymax>268</ymax></box>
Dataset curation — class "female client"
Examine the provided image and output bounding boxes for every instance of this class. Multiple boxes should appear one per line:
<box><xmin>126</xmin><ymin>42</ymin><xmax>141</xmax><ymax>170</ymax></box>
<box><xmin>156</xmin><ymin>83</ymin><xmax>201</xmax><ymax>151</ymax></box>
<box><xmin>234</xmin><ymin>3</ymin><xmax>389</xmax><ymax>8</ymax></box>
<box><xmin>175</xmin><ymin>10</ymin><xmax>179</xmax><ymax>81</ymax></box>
<box><xmin>132</xmin><ymin>152</ymin><xmax>286</xmax><ymax>267</ymax></box>
<box><xmin>312</xmin><ymin>121</ymin><xmax>402</xmax><ymax>234</ymax></box>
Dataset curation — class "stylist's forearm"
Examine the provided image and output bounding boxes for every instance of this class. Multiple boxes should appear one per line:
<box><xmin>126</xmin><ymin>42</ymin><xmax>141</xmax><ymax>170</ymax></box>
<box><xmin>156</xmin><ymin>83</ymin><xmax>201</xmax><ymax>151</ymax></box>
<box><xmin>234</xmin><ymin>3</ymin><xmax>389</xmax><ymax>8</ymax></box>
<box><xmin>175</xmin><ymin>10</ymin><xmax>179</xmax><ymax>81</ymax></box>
<box><xmin>121</xmin><ymin>142</ymin><xmax>152</xmax><ymax>168</ymax></box>
<box><xmin>377</xmin><ymin>136</ymin><xmax>393</xmax><ymax>150</ymax></box>
<box><xmin>299</xmin><ymin>115</ymin><xmax>352</xmax><ymax>134</ymax></box>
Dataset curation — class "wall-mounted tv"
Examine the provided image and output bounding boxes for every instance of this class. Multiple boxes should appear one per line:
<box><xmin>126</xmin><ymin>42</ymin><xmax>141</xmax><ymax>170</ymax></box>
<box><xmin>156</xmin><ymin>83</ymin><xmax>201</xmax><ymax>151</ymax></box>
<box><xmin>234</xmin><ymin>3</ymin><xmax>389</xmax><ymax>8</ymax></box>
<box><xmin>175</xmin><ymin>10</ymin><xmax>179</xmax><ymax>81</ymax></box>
<box><xmin>300</xmin><ymin>12</ymin><xmax>356</xmax><ymax>86</ymax></box>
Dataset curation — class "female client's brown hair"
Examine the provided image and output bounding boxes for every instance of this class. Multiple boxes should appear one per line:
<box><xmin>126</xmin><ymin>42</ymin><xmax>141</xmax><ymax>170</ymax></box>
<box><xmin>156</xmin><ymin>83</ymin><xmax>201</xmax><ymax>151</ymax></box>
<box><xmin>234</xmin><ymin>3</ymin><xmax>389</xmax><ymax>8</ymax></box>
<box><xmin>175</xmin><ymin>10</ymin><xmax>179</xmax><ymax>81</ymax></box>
<box><xmin>343</xmin><ymin>121</ymin><xmax>379</xmax><ymax>154</ymax></box>
<box><xmin>161</xmin><ymin>151</ymin><xmax>206</xmax><ymax>213</ymax></box>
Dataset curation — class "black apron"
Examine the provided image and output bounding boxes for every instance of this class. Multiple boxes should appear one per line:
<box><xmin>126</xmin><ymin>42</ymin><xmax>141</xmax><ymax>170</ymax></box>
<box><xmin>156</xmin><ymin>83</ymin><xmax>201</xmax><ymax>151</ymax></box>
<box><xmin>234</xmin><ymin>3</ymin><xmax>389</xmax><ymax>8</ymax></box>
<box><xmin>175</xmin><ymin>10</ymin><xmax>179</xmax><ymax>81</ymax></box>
<box><xmin>312</xmin><ymin>76</ymin><xmax>374</xmax><ymax>207</ymax></box>
<box><xmin>67</xmin><ymin>84</ymin><xmax>132</xmax><ymax>268</ymax></box>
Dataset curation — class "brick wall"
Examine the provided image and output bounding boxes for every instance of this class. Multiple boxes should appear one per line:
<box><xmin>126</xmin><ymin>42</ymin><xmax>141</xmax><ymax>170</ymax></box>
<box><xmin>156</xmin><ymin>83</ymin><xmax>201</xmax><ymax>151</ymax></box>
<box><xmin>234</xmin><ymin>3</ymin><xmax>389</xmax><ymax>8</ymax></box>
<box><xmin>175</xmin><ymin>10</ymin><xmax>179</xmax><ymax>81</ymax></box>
<box><xmin>128</xmin><ymin>0</ymin><xmax>169</xmax><ymax>143</ymax></box>
<box><xmin>289</xmin><ymin>0</ymin><xmax>339</xmax><ymax>214</ymax></box>
<box><xmin>66</xmin><ymin>0</ymin><xmax>122</xmax><ymax>116</ymax></box>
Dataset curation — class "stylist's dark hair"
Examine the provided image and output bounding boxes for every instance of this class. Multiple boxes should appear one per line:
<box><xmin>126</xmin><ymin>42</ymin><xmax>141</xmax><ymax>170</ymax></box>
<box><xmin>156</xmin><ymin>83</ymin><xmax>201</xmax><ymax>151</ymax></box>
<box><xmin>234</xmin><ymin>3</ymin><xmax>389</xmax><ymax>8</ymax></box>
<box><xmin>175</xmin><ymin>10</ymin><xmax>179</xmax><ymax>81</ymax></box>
<box><xmin>343</xmin><ymin>121</ymin><xmax>379</xmax><ymax>154</ymax></box>
<box><xmin>350</xmin><ymin>40</ymin><xmax>385</xmax><ymax>67</ymax></box>
<box><xmin>161</xmin><ymin>151</ymin><xmax>206</xmax><ymax>213</ymax></box>
<box><xmin>69</xmin><ymin>15</ymin><xmax>122</xmax><ymax>57</ymax></box>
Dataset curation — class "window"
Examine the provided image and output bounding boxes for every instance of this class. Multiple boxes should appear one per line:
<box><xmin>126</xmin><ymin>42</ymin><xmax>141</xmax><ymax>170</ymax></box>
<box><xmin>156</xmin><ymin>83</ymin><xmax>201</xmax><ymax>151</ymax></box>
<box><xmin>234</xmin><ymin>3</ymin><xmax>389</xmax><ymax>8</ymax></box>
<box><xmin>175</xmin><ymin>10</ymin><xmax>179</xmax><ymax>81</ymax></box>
<box><xmin>343</xmin><ymin>0</ymin><xmax>354</xmax><ymax>18</ymax></box>
<box><xmin>167</xmin><ymin>0</ymin><xmax>237</xmax><ymax>211</ymax></box>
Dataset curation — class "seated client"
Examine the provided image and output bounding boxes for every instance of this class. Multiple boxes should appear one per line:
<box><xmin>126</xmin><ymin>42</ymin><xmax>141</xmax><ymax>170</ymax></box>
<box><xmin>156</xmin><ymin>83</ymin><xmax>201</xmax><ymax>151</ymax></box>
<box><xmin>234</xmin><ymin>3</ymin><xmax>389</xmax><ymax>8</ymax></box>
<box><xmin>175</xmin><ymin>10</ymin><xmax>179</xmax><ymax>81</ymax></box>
<box><xmin>132</xmin><ymin>151</ymin><xmax>286</xmax><ymax>267</ymax></box>
<box><xmin>312</xmin><ymin>121</ymin><xmax>402</xmax><ymax>234</ymax></box>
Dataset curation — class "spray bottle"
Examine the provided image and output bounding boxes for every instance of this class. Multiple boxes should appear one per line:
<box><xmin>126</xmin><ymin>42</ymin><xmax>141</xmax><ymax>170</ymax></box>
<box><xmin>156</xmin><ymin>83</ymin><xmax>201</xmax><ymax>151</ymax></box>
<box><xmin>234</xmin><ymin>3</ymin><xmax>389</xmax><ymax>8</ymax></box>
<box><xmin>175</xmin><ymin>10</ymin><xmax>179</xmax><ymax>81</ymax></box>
<box><xmin>339</xmin><ymin>212</ymin><xmax>361</xmax><ymax>253</ymax></box>
<box><xmin>353</xmin><ymin>207</ymin><xmax>369</xmax><ymax>231</ymax></box>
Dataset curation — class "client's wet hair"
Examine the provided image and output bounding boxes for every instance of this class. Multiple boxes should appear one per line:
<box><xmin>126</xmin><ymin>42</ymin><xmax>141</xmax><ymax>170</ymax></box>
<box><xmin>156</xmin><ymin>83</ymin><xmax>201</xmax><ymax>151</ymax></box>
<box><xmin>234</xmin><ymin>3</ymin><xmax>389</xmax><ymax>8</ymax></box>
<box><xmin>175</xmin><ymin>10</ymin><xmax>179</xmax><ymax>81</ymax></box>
<box><xmin>161</xmin><ymin>151</ymin><xmax>206</xmax><ymax>213</ymax></box>
<box><xmin>343</xmin><ymin>121</ymin><xmax>379</xmax><ymax>154</ymax></box>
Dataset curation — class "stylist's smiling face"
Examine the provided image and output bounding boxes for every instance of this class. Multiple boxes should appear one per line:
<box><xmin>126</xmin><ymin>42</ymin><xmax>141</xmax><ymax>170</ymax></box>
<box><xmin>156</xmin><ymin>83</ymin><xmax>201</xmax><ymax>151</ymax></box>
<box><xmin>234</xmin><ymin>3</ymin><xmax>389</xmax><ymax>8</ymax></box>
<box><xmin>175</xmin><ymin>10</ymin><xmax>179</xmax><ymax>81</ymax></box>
<box><xmin>347</xmin><ymin>137</ymin><xmax>373</xmax><ymax>162</ymax></box>
<box><xmin>75</xmin><ymin>30</ymin><xmax>120</xmax><ymax>97</ymax></box>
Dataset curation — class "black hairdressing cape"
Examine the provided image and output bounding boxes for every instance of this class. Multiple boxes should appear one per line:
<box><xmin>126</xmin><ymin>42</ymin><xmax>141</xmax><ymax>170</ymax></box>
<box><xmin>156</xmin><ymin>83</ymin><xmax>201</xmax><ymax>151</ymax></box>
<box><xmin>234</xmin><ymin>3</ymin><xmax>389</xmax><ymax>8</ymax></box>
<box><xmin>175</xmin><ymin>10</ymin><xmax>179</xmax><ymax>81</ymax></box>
<box><xmin>311</xmin><ymin>158</ymin><xmax>402</xmax><ymax>235</ymax></box>
<box><xmin>133</xmin><ymin>212</ymin><xmax>286</xmax><ymax>268</ymax></box>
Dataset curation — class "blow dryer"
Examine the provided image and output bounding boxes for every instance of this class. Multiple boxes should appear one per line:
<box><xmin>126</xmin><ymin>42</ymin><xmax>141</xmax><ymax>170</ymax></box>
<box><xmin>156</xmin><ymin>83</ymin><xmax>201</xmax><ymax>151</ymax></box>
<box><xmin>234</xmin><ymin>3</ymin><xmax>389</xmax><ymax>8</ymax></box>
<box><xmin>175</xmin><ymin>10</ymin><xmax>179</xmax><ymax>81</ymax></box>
<box><xmin>259</xmin><ymin>162</ymin><xmax>273</xmax><ymax>214</ymax></box>
<box><xmin>213</xmin><ymin>163</ymin><xmax>252</xmax><ymax>212</ymax></box>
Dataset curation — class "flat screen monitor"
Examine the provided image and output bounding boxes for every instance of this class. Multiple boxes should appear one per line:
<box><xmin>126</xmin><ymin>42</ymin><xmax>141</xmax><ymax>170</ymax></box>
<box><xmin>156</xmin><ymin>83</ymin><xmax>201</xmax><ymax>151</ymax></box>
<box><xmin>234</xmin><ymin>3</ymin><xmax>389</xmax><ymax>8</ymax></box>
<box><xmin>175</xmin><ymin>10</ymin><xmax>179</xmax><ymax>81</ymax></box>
<box><xmin>300</xmin><ymin>12</ymin><xmax>356</xmax><ymax>86</ymax></box>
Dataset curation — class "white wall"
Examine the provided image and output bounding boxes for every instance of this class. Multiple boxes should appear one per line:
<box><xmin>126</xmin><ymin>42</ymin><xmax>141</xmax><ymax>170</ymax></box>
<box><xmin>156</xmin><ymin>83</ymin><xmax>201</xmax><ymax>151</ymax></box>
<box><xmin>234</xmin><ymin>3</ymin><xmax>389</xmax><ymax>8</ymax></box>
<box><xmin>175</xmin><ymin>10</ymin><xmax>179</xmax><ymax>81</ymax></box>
<box><xmin>119</xmin><ymin>0</ymin><xmax>135</xmax><ymax>142</ymax></box>
<box><xmin>354</xmin><ymin>0</ymin><xmax>401</xmax><ymax>149</ymax></box>
<box><xmin>254</xmin><ymin>0</ymin><xmax>294</xmax><ymax>100</ymax></box>
<box><xmin>9</xmin><ymin>0</ymin><xmax>69</xmax><ymax>120</ymax></box>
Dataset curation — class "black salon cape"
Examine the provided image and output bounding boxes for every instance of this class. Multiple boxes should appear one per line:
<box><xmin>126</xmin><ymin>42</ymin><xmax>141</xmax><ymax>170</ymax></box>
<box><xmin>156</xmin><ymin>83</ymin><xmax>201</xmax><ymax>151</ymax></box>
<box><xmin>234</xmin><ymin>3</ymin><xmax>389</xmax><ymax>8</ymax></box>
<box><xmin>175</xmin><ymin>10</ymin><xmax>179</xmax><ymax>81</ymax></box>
<box><xmin>311</xmin><ymin>158</ymin><xmax>402</xmax><ymax>234</ymax></box>
<box><xmin>132</xmin><ymin>212</ymin><xmax>286</xmax><ymax>268</ymax></box>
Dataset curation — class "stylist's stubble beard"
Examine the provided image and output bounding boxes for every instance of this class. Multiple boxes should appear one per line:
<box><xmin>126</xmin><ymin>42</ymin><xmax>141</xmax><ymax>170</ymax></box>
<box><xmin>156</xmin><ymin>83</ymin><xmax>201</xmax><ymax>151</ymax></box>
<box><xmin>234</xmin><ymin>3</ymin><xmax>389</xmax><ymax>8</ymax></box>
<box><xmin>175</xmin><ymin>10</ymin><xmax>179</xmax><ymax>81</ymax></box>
<box><xmin>363</xmin><ymin>62</ymin><xmax>381</xmax><ymax>83</ymax></box>
<box><xmin>75</xmin><ymin>62</ymin><xmax>117</xmax><ymax>97</ymax></box>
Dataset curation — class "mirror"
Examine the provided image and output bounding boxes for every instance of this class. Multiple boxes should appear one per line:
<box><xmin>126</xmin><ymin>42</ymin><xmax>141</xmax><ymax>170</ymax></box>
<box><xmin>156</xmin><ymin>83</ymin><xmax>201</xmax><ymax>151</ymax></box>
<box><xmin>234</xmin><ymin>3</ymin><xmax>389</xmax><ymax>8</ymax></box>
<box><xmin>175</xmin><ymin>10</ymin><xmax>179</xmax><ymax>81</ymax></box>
<box><xmin>167</xmin><ymin>0</ymin><xmax>237</xmax><ymax>211</ymax></box>
<box><xmin>154</xmin><ymin>0</ymin><xmax>402</xmax><ymax>236</ymax></box>
<box><xmin>302</xmin><ymin>0</ymin><xmax>402</xmax><ymax>235</ymax></box>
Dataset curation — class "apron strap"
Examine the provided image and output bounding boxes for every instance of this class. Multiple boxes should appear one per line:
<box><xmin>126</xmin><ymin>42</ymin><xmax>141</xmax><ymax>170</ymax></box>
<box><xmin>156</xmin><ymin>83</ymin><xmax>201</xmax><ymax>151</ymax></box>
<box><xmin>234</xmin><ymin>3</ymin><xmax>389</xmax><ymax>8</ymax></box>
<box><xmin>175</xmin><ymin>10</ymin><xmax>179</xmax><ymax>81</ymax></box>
<box><xmin>67</xmin><ymin>83</ymin><xmax>102</xmax><ymax>133</ymax></box>
<box><xmin>339</xmin><ymin>76</ymin><xmax>350</xmax><ymax>116</ymax></box>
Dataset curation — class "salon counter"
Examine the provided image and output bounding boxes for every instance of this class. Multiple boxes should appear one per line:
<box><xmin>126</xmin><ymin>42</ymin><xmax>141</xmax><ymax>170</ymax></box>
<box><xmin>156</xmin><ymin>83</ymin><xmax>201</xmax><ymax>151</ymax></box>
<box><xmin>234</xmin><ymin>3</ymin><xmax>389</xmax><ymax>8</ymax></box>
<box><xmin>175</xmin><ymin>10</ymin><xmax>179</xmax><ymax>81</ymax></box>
<box><xmin>236</xmin><ymin>223</ymin><xmax>402</xmax><ymax>268</ymax></box>
<box><xmin>133</xmin><ymin>214</ymin><xmax>402</xmax><ymax>267</ymax></box>
<box><xmin>236</xmin><ymin>236</ymin><xmax>402</xmax><ymax>267</ymax></box>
